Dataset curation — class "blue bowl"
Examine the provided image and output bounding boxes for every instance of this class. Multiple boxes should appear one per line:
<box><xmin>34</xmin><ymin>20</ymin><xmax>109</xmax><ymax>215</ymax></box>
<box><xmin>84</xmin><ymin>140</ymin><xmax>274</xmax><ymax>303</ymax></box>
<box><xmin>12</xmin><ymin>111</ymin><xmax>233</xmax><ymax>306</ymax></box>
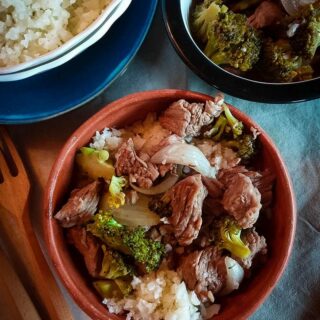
<box><xmin>162</xmin><ymin>0</ymin><xmax>320</xmax><ymax>103</ymax></box>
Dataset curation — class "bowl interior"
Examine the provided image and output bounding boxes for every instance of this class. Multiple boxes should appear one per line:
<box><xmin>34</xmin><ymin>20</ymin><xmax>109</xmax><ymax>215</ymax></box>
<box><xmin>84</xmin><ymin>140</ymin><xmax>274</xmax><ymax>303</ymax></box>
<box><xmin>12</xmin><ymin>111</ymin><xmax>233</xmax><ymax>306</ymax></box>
<box><xmin>44</xmin><ymin>90</ymin><xmax>296</xmax><ymax>320</ymax></box>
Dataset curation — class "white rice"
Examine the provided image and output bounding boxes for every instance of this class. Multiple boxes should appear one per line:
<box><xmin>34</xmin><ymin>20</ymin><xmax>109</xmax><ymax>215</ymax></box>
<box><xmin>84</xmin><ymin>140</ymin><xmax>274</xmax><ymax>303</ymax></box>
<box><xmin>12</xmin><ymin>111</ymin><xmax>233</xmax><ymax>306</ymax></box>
<box><xmin>103</xmin><ymin>269</ymin><xmax>202</xmax><ymax>320</ymax></box>
<box><xmin>0</xmin><ymin>0</ymin><xmax>111</xmax><ymax>67</ymax></box>
<box><xmin>90</xmin><ymin>127</ymin><xmax>124</xmax><ymax>151</ymax></box>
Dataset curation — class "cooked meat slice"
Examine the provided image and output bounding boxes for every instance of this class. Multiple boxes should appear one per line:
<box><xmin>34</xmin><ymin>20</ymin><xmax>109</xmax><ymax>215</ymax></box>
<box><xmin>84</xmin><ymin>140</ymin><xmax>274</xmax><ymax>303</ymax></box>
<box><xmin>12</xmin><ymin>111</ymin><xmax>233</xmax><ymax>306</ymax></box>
<box><xmin>115</xmin><ymin>138</ymin><xmax>159</xmax><ymax>189</ymax></box>
<box><xmin>248</xmin><ymin>1</ymin><xmax>284</xmax><ymax>29</ymax></box>
<box><xmin>54</xmin><ymin>180</ymin><xmax>101</xmax><ymax>228</ymax></box>
<box><xmin>202</xmin><ymin>176</ymin><xmax>224</xmax><ymax>199</ymax></box>
<box><xmin>159</xmin><ymin>100</ymin><xmax>215</xmax><ymax>137</ymax></box>
<box><xmin>150</xmin><ymin>134</ymin><xmax>184</xmax><ymax>155</ymax></box>
<box><xmin>218</xmin><ymin>166</ymin><xmax>275</xmax><ymax>208</ymax></box>
<box><xmin>236</xmin><ymin>229</ymin><xmax>267</xmax><ymax>269</ymax></box>
<box><xmin>168</xmin><ymin>174</ymin><xmax>208</xmax><ymax>246</ymax></box>
<box><xmin>222</xmin><ymin>173</ymin><xmax>262</xmax><ymax>229</ymax></box>
<box><xmin>67</xmin><ymin>227</ymin><xmax>102</xmax><ymax>277</ymax></box>
<box><xmin>246</xmin><ymin>169</ymin><xmax>275</xmax><ymax>209</ymax></box>
<box><xmin>203</xmin><ymin>197</ymin><xmax>224</xmax><ymax>218</ymax></box>
<box><xmin>178</xmin><ymin>246</ymin><xmax>227</xmax><ymax>302</ymax></box>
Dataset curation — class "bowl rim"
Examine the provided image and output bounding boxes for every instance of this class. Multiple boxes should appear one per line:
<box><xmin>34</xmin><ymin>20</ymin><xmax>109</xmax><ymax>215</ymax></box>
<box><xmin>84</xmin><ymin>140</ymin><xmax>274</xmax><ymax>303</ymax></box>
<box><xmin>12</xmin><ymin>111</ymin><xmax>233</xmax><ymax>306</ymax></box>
<box><xmin>43</xmin><ymin>89</ymin><xmax>297</xmax><ymax>320</ymax></box>
<box><xmin>162</xmin><ymin>0</ymin><xmax>320</xmax><ymax>103</ymax></box>
<box><xmin>0</xmin><ymin>0</ymin><xmax>126</xmax><ymax>75</ymax></box>
<box><xmin>0</xmin><ymin>0</ymin><xmax>132</xmax><ymax>82</ymax></box>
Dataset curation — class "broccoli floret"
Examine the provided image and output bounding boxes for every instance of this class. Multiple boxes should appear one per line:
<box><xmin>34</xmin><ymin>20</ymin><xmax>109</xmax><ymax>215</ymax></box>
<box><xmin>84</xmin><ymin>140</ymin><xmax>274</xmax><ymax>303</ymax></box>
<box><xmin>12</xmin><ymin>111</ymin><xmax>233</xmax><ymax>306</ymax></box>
<box><xmin>87</xmin><ymin>212</ymin><xmax>165</xmax><ymax>272</ymax></box>
<box><xmin>222</xmin><ymin>134</ymin><xmax>256</xmax><ymax>163</ymax></box>
<box><xmin>204</xmin><ymin>114</ymin><xmax>228</xmax><ymax>141</ymax></box>
<box><xmin>192</xmin><ymin>0</ymin><xmax>227</xmax><ymax>43</ymax></box>
<box><xmin>259</xmin><ymin>39</ymin><xmax>308</xmax><ymax>82</ymax></box>
<box><xmin>290</xmin><ymin>4</ymin><xmax>320</xmax><ymax>61</ymax></box>
<box><xmin>204</xmin><ymin>11</ymin><xmax>262</xmax><ymax>71</ymax></box>
<box><xmin>100</xmin><ymin>245</ymin><xmax>133</xmax><ymax>279</ymax></box>
<box><xmin>223</xmin><ymin>104</ymin><xmax>243</xmax><ymax>138</ymax></box>
<box><xmin>215</xmin><ymin>216</ymin><xmax>251</xmax><ymax>259</ymax></box>
<box><xmin>205</xmin><ymin>104</ymin><xmax>243</xmax><ymax>141</ymax></box>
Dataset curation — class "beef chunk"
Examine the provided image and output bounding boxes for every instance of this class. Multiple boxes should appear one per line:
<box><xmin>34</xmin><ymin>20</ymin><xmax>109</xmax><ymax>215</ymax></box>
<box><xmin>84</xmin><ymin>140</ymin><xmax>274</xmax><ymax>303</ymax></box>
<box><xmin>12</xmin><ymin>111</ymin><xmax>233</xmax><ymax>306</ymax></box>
<box><xmin>218</xmin><ymin>166</ymin><xmax>275</xmax><ymax>208</ymax></box>
<box><xmin>178</xmin><ymin>247</ymin><xmax>227</xmax><ymax>302</ymax></box>
<box><xmin>150</xmin><ymin>134</ymin><xmax>184</xmax><ymax>155</ymax></box>
<box><xmin>115</xmin><ymin>138</ymin><xmax>159</xmax><ymax>189</ymax></box>
<box><xmin>159</xmin><ymin>100</ymin><xmax>216</xmax><ymax>137</ymax></box>
<box><xmin>248</xmin><ymin>1</ymin><xmax>284</xmax><ymax>29</ymax></box>
<box><xmin>168</xmin><ymin>174</ymin><xmax>208</xmax><ymax>246</ymax></box>
<box><xmin>55</xmin><ymin>181</ymin><xmax>101</xmax><ymax>228</ymax></box>
<box><xmin>222</xmin><ymin>173</ymin><xmax>262</xmax><ymax>229</ymax></box>
<box><xmin>67</xmin><ymin>227</ymin><xmax>102</xmax><ymax>277</ymax></box>
<box><xmin>236</xmin><ymin>229</ymin><xmax>267</xmax><ymax>269</ymax></box>
<box><xmin>202</xmin><ymin>176</ymin><xmax>224</xmax><ymax>199</ymax></box>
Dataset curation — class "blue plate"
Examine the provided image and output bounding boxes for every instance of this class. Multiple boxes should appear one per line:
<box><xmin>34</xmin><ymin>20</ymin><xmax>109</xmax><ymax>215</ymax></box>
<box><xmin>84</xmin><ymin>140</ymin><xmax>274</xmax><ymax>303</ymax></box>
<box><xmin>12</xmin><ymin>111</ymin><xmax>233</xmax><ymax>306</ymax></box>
<box><xmin>0</xmin><ymin>0</ymin><xmax>158</xmax><ymax>124</ymax></box>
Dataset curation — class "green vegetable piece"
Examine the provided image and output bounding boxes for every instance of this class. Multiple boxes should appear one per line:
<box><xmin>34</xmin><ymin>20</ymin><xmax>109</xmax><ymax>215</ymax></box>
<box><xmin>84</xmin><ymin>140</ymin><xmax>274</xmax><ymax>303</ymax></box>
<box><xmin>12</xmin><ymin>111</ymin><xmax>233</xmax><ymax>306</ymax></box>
<box><xmin>100</xmin><ymin>176</ymin><xmax>127</xmax><ymax>210</ymax></box>
<box><xmin>204</xmin><ymin>114</ymin><xmax>228</xmax><ymax>141</ymax></box>
<box><xmin>87</xmin><ymin>212</ymin><xmax>165</xmax><ymax>272</ymax></box>
<box><xmin>76</xmin><ymin>147</ymin><xmax>114</xmax><ymax>180</ymax></box>
<box><xmin>93</xmin><ymin>280</ymin><xmax>123</xmax><ymax>299</ymax></box>
<box><xmin>99</xmin><ymin>245</ymin><xmax>133</xmax><ymax>279</ymax></box>
<box><xmin>223</xmin><ymin>105</ymin><xmax>243</xmax><ymax>138</ymax></box>
<box><xmin>88</xmin><ymin>213</ymin><xmax>130</xmax><ymax>254</ymax></box>
<box><xmin>218</xmin><ymin>217</ymin><xmax>251</xmax><ymax>259</ymax></box>
<box><xmin>259</xmin><ymin>39</ymin><xmax>313</xmax><ymax>82</ymax></box>
<box><xmin>192</xmin><ymin>0</ymin><xmax>227</xmax><ymax>43</ymax></box>
<box><xmin>114</xmin><ymin>277</ymin><xmax>133</xmax><ymax>297</ymax></box>
<box><xmin>290</xmin><ymin>3</ymin><xmax>320</xmax><ymax>61</ymax></box>
<box><xmin>222</xmin><ymin>134</ymin><xmax>256</xmax><ymax>163</ymax></box>
<box><xmin>204</xmin><ymin>11</ymin><xmax>261</xmax><ymax>71</ymax></box>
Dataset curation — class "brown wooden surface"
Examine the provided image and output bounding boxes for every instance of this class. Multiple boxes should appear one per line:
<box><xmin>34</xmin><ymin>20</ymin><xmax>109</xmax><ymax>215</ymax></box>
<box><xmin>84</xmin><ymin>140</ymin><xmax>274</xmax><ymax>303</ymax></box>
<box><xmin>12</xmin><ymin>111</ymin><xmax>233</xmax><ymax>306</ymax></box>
<box><xmin>0</xmin><ymin>126</ymin><xmax>77</xmax><ymax>320</ymax></box>
<box><xmin>0</xmin><ymin>246</ymin><xmax>40</xmax><ymax>320</ymax></box>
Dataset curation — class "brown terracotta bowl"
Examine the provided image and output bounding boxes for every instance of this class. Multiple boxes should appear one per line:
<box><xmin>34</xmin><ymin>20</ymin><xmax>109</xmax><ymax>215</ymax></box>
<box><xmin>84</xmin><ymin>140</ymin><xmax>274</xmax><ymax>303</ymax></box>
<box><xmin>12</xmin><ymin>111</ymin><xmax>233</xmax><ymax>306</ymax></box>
<box><xmin>43</xmin><ymin>89</ymin><xmax>296</xmax><ymax>320</ymax></box>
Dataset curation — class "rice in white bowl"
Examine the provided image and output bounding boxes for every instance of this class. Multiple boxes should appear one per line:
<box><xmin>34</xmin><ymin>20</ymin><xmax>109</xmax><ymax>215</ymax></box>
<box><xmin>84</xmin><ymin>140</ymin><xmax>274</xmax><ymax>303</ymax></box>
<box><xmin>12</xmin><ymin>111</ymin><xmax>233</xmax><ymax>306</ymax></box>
<box><xmin>0</xmin><ymin>0</ymin><xmax>111</xmax><ymax>67</ymax></box>
<box><xmin>103</xmin><ymin>269</ymin><xmax>202</xmax><ymax>320</ymax></box>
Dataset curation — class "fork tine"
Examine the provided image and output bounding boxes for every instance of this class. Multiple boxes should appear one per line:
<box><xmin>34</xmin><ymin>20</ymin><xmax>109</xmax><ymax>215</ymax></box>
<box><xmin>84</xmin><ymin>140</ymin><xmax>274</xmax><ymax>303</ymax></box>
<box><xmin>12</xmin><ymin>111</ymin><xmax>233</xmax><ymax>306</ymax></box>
<box><xmin>0</xmin><ymin>147</ymin><xmax>11</xmax><ymax>180</ymax></box>
<box><xmin>0</xmin><ymin>127</ymin><xmax>26</xmax><ymax>177</ymax></box>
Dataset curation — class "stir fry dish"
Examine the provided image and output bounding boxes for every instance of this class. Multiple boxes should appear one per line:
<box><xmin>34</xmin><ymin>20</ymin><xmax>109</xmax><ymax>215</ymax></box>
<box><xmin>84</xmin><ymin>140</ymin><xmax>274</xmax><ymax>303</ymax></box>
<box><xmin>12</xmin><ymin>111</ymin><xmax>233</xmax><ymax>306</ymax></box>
<box><xmin>191</xmin><ymin>0</ymin><xmax>320</xmax><ymax>82</ymax></box>
<box><xmin>55</xmin><ymin>96</ymin><xmax>275</xmax><ymax>319</ymax></box>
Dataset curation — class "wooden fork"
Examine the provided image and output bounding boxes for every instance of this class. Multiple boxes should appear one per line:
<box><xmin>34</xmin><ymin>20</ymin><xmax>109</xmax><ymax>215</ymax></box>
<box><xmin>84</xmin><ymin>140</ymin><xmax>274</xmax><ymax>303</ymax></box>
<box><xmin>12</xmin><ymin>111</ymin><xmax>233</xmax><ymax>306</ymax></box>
<box><xmin>0</xmin><ymin>127</ymin><xmax>73</xmax><ymax>320</ymax></box>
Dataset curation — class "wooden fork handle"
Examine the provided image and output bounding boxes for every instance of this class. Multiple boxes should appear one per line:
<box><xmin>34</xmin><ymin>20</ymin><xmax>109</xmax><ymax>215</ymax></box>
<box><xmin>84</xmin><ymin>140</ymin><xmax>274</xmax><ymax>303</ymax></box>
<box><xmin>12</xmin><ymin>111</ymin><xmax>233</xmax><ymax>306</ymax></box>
<box><xmin>0</xmin><ymin>204</ymin><xmax>73</xmax><ymax>320</ymax></box>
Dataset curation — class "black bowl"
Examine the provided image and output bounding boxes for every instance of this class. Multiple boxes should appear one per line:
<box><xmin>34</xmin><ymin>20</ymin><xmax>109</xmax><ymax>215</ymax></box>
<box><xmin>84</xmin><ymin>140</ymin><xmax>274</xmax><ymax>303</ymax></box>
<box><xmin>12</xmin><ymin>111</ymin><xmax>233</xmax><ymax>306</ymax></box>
<box><xmin>162</xmin><ymin>0</ymin><xmax>320</xmax><ymax>103</ymax></box>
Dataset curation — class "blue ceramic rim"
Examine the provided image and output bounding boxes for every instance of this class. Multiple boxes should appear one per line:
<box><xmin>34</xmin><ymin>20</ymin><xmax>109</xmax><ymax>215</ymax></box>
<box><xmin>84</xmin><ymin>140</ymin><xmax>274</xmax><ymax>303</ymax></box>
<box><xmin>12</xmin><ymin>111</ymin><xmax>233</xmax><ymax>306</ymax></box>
<box><xmin>162</xmin><ymin>0</ymin><xmax>320</xmax><ymax>103</ymax></box>
<box><xmin>2</xmin><ymin>0</ymin><xmax>158</xmax><ymax>124</ymax></box>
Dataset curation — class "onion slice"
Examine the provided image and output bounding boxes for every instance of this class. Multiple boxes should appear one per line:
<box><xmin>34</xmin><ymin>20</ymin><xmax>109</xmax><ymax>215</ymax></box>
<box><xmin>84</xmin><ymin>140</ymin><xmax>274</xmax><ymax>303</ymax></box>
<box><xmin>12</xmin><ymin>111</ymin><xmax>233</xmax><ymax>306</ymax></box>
<box><xmin>130</xmin><ymin>173</ymin><xmax>179</xmax><ymax>195</ymax></box>
<box><xmin>113</xmin><ymin>195</ymin><xmax>160</xmax><ymax>227</ymax></box>
<box><xmin>220</xmin><ymin>256</ymin><xmax>244</xmax><ymax>296</ymax></box>
<box><xmin>151</xmin><ymin>143</ymin><xmax>216</xmax><ymax>178</ymax></box>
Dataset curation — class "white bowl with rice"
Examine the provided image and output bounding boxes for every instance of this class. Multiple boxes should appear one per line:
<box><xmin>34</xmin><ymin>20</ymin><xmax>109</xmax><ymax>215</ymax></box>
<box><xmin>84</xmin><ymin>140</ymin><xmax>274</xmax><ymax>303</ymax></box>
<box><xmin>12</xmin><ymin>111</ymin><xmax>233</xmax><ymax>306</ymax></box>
<box><xmin>0</xmin><ymin>0</ymin><xmax>132</xmax><ymax>81</ymax></box>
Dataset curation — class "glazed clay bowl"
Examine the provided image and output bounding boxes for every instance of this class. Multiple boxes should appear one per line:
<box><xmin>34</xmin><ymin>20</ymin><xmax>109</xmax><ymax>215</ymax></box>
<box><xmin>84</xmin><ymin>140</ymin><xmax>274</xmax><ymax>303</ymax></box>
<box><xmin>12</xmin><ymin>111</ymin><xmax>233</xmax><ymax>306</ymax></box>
<box><xmin>44</xmin><ymin>89</ymin><xmax>296</xmax><ymax>320</ymax></box>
